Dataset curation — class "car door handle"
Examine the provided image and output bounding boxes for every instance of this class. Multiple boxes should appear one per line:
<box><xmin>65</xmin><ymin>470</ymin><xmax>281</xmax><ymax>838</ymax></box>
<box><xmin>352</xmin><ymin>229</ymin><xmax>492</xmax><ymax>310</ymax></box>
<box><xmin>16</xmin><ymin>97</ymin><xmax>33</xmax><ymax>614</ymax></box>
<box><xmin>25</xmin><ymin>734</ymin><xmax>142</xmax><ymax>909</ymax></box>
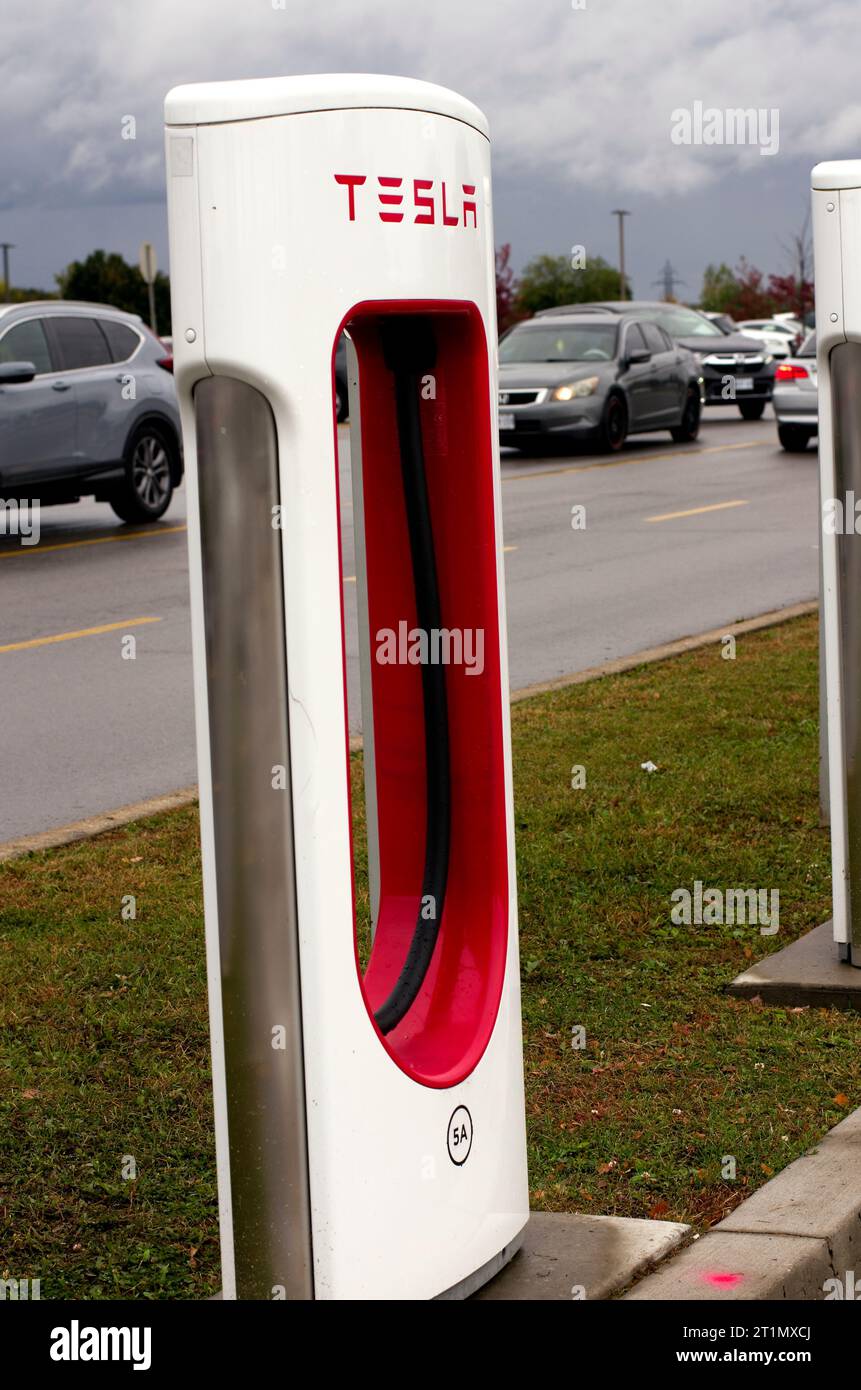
<box><xmin>51</xmin><ymin>380</ymin><xmax>71</xmax><ymax>392</ymax></box>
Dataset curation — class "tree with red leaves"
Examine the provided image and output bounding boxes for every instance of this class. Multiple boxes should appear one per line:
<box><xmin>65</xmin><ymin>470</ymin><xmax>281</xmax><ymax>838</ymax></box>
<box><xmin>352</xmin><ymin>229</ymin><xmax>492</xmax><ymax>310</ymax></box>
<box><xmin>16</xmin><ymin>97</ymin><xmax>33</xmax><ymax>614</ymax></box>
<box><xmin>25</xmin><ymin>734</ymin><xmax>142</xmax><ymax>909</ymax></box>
<box><xmin>495</xmin><ymin>243</ymin><xmax>521</xmax><ymax>335</ymax></box>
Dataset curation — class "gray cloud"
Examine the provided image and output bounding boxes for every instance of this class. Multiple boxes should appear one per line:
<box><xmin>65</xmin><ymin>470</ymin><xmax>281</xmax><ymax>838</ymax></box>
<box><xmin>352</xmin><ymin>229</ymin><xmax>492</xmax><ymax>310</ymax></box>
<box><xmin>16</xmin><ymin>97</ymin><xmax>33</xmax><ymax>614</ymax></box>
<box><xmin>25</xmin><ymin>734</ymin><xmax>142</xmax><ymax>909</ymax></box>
<box><xmin>3</xmin><ymin>0</ymin><xmax>860</xmax><ymax>294</ymax></box>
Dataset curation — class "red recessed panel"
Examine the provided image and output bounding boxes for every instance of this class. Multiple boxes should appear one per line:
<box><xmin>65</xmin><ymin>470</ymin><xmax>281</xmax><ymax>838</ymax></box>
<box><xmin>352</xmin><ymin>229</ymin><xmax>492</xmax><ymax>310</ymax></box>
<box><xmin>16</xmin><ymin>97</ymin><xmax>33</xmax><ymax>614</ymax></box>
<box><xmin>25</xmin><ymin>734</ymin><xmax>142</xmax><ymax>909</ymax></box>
<box><xmin>335</xmin><ymin>301</ymin><xmax>508</xmax><ymax>1088</ymax></box>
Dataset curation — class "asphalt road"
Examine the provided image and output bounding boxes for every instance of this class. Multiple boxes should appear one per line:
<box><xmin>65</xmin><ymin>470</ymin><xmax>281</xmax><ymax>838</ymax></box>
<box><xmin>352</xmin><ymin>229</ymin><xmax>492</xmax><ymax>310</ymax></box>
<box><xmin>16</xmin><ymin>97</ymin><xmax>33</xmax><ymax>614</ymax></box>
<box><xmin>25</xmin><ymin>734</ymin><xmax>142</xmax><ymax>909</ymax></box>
<box><xmin>0</xmin><ymin>406</ymin><xmax>819</xmax><ymax>843</ymax></box>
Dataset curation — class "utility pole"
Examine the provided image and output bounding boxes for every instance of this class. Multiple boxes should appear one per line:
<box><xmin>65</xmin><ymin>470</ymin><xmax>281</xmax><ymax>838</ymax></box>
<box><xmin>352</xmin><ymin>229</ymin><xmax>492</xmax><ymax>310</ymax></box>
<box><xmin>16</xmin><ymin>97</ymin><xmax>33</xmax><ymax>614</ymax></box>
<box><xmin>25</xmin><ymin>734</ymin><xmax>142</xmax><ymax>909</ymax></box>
<box><xmin>1</xmin><ymin>243</ymin><xmax>14</xmax><ymax>302</ymax></box>
<box><xmin>138</xmin><ymin>241</ymin><xmax>158</xmax><ymax>337</ymax></box>
<box><xmin>611</xmin><ymin>210</ymin><xmax>630</xmax><ymax>300</ymax></box>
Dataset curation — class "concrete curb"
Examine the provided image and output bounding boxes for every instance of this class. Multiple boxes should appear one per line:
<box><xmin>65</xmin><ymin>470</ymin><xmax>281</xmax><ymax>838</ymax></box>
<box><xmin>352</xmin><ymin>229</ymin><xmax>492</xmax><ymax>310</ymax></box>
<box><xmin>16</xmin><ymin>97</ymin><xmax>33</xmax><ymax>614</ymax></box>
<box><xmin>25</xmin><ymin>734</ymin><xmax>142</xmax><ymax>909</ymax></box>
<box><xmin>508</xmin><ymin>600</ymin><xmax>816</xmax><ymax>706</ymax></box>
<box><xmin>624</xmin><ymin>1105</ymin><xmax>861</xmax><ymax>1300</ymax></box>
<box><xmin>0</xmin><ymin>602</ymin><xmax>816</xmax><ymax>867</ymax></box>
<box><xmin>473</xmin><ymin>1212</ymin><xmax>692</xmax><ymax>1300</ymax></box>
<box><xmin>0</xmin><ymin>787</ymin><xmax>198</xmax><ymax>865</ymax></box>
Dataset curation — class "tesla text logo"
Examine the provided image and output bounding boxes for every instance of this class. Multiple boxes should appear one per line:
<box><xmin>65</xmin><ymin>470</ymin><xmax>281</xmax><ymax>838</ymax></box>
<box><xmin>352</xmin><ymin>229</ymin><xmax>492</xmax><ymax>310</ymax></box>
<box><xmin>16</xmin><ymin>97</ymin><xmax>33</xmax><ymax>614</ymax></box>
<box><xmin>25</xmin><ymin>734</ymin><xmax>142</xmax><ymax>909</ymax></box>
<box><xmin>335</xmin><ymin>174</ymin><xmax>478</xmax><ymax>228</ymax></box>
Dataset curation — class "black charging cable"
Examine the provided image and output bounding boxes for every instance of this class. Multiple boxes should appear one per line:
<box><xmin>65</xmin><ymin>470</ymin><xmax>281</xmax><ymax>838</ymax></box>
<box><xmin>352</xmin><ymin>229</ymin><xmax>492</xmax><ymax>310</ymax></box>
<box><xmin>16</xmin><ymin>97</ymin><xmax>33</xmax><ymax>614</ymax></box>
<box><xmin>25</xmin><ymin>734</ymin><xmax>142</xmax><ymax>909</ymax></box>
<box><xmin>374</xmin><ymin>317</ymin><xmax>451</xmax><ymax>1035</ymax></box>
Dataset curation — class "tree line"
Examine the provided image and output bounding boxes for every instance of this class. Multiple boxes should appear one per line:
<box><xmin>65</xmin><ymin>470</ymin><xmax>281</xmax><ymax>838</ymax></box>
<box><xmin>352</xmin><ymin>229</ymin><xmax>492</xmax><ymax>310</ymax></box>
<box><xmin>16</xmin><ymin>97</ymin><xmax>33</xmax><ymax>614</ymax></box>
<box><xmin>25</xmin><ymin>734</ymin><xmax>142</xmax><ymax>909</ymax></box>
<box><xmin>496</xmin><ymin>244</ymin><xmax>814</xmax><ymax>332</ymax></box>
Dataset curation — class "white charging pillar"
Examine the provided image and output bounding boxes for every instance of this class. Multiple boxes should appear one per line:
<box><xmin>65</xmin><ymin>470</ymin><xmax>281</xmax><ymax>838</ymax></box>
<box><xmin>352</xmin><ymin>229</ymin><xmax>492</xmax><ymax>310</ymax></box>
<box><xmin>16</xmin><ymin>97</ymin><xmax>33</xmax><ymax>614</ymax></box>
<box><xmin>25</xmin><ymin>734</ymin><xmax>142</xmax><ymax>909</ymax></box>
<box><xmin>813</xmin><ymin>160</ymin><xmax>861</xmax><ymax>966</ymax></box>
<box><xmin>165</xmin><ymin>74</ymin><xmax>530</xmax><ymax>1299</ymax></box>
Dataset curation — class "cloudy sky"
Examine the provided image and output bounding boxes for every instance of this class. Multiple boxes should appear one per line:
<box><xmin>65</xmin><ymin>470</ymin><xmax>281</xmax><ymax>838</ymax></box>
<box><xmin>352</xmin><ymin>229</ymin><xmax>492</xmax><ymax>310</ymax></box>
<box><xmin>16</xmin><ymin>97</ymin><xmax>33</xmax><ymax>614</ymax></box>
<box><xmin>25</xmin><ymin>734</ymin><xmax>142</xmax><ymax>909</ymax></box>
<box><xmin>3</xmin><ymin>0</ymin><xmax>861</xmax><ymax>300</ymax></box>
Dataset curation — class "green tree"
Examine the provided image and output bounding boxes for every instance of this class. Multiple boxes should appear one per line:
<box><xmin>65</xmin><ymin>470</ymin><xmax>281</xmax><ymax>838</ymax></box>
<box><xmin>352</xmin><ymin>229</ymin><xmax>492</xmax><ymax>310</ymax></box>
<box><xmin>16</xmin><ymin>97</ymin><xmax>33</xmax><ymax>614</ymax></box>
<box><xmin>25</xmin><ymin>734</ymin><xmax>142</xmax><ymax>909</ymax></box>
<box><xmin>699</xmin><ymin>262</ymin><xmax>739</xmax><ymax>314</ymax></box>
<box><xmin>0</xmin><ymin>284</ymin><xmax>55</xmax><ymax>304</ymax></box>
<box><xmin>514</xmin><ymin>253</ymin><xmax>625</xmax><ymax>317</ymax></box>
<box><xmin>55</xmin><ymin>249</ymin><xmax>171</xmax><ymax>334</ymax></box>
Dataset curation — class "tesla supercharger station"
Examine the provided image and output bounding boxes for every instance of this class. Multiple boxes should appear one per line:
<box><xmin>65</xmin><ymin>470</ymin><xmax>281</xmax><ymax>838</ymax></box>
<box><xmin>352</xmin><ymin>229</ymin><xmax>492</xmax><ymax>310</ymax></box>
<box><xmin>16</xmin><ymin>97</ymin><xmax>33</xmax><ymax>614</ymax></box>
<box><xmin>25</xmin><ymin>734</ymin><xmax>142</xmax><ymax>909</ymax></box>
<box><xmin>164</xmin><ymin>74</ymin><xmax>529</xmax><ymax>1299</ymax></box>
<box><xmin>813</xmin><ymin>159</ymin><xmax>861</xmax><ymax>968</ymax></box>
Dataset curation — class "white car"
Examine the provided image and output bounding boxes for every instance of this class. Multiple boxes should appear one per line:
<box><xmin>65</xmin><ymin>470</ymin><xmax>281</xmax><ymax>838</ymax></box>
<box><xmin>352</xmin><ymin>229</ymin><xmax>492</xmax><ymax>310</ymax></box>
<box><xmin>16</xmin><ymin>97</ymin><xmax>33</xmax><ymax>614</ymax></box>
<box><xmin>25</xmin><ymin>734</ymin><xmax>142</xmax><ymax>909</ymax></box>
<box><xmin>773</xmin><ymin>313</ymin><xmax>805</xmax><ymax>344</ymax></box>
<box><xmin>736</xmin><ymin>319</ymin><xmax>797</xmax><ymax>359</ymax></box>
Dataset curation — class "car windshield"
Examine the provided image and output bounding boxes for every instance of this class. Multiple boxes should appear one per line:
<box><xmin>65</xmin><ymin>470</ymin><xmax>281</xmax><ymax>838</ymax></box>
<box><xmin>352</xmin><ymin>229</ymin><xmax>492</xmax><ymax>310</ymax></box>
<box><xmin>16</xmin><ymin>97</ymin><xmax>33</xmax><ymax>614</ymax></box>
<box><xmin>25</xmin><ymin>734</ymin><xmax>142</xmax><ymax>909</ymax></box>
<box><xmin>499</xmin><ymin>323</ymin><xmax>618</xmax><ymax>363</ymax></box>
<box><xmin>798</xmin><ymin>332</ymin><xmax>817</xmax><ymax>358</ymax></box>
<box><xmin>637</xmin><ymin>306</ymin><xmax>724</xmax><ymax>338</ymax></box>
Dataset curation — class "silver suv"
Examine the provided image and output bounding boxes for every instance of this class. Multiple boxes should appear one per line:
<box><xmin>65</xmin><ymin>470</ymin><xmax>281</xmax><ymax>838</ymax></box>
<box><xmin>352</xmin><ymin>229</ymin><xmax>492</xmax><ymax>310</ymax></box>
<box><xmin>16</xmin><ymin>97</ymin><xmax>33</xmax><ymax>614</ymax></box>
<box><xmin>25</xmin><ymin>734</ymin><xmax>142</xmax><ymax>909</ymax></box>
<box><xmin>0</xmin><ymin>301</ymin><xmax>182</xmax><ymax>522</ymax></box>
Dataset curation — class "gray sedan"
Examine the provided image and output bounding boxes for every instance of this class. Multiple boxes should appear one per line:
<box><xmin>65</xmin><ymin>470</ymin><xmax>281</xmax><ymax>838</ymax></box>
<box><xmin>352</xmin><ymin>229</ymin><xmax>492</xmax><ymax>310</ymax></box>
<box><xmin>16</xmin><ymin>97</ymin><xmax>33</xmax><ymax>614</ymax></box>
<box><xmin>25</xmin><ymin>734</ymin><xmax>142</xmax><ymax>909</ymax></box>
<box><xmin>773</xmin><ymin>331</ymin><xmax>818</xmax><ymax>453</ymax></box>
<box><xmin>498</xmin><ymin>311</ymin><xmax>702</xmax><ymax>453</ymax></box>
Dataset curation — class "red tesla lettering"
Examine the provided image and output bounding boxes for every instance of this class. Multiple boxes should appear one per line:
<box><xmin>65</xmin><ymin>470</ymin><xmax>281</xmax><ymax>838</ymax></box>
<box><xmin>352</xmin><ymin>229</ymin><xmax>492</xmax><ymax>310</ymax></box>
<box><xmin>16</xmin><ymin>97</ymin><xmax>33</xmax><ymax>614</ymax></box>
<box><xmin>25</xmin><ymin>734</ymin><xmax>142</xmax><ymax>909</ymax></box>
<box><xmin>414</xmin><ymin>178</ymin><xmax>435</xmax><ymax>224</ymax></box>
<box><xmin>378</xmin><ymin>176</ymin><xmax>404</xmax><ymax>222</ymax></box>
<box><xmin>334</xmin><ymin>174</ymin><xmax>366</xmax><ymax>221</ymax></box>
<box><xmin>335</xmin><ymin>172</ymin><xmax>478</xmax><ymax>228</ymax></box>
<box><xmin>462</xmin><ymin>184</ymin><xmax>477</xmax><ymax>228</ymax></box>
<box><xmin>440</xmin><ymin>180</ymin><xmax>458</xmax><ymax>226</ymax></box>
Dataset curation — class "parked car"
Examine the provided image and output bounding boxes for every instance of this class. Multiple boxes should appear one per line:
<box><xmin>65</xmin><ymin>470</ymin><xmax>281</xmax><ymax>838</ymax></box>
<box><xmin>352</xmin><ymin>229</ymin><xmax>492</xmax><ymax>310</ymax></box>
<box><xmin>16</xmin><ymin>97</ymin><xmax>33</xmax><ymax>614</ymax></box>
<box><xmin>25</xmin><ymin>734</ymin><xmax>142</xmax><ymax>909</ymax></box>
<box><xmin>773</xmin><ymin>331</ymin><xmax>818</xmax><ymax>452</ymax></box>
<box><xmin>703</xmin><ymin>311</ymin><xmax>738</xmax><ymax>334</ymax></box>
<box><xmin>772</xmin><ymin>313</ymin><xmax>806</xmax><ymax>348</ymax></box>
<box><xmin>736</xmin><ymin>319</ymin><xmax>795</xmax><ymax>359</ymax></box>
<box><xmin>497</xmin><ymin>310</ymin><xmax>702</xmax><ymax>453</ymax></box>
<box><xmin>0</xmin><ymin>301</ymin><xmax>182</xmax><ymax>522</ymax></box>
<box><xmin>539</xmin><ymin>302</ymin><xmax>776</xmax><ymax>419</ymax></box>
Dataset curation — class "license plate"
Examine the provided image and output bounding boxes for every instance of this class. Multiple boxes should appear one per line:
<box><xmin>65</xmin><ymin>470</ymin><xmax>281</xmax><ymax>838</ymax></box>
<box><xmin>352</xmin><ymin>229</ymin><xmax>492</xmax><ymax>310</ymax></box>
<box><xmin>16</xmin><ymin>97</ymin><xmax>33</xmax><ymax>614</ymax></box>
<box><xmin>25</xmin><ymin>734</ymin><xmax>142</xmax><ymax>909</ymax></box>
<box><xmin>499</xmin><ymin>412</ymin><xmax>515</xmax><ymax>431</ymax></box>
<box><xmin>734</xmin><ymin>377</ymin><xmax>754</xmax><ymax>391</ymax></box>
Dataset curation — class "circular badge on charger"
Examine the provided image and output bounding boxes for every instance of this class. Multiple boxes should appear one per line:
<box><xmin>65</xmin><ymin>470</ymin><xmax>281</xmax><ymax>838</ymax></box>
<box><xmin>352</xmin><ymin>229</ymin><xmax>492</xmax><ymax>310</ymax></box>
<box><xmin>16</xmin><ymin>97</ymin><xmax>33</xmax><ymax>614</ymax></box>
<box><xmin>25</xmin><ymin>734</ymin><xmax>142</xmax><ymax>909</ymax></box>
<box><xmin>447</xmin><ymin>1106</ymin><xmax>473</xmax><ymax>1166</ymax></box>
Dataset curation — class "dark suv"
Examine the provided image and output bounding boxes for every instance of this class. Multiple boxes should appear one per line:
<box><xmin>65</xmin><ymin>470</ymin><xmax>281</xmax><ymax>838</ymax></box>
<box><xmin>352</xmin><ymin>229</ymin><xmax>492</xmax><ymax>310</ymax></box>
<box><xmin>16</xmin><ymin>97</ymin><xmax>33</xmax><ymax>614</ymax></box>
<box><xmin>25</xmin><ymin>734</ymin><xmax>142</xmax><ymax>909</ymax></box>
<box><xmin>0</xmin><ymin>301</ymin><xmax>182</xmax><ymax>522</ymax></box>
<box><xmin>540</xmin><ymin>301</ymin><xmax>776</xmax><ymax>420</ymax></box>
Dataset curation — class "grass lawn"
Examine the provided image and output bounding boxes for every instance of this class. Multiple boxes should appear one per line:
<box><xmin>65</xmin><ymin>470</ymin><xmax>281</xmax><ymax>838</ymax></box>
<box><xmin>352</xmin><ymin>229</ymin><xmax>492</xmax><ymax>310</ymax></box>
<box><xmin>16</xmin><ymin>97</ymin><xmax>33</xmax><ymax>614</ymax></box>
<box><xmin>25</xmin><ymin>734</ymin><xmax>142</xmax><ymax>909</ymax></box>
<box><xmin>2</xmin><ymin>612</ymin><xmax>859</xmax><ymax>1299</ymax></box>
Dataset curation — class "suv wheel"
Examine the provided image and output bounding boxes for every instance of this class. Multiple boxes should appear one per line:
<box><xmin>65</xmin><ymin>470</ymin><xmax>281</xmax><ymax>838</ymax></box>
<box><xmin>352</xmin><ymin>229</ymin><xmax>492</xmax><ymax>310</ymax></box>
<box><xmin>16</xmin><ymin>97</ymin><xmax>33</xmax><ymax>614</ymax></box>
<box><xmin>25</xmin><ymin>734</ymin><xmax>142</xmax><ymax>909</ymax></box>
<box><xmin>778</xmin><ymin>424</ymin><xmax>812</xmax><ymax>453</ymax></box>
<box><xmin>739</xmin><ymin>399</ymin><xmax>766</xmax><ymax>421</ymax></box>
<box><xmin>598</xmin><ymin>393</ymin><xmax>628</xmax><ymax>452</ymax></box>
<box><xmin>671</xmin><ymin>386</ymin><xmax>701</xmax><ymax>443</ymax></box>
<box><xmin>110</xmin><ymin>424</ymin><xmax>175</xmax><ymax>524</ymax></box>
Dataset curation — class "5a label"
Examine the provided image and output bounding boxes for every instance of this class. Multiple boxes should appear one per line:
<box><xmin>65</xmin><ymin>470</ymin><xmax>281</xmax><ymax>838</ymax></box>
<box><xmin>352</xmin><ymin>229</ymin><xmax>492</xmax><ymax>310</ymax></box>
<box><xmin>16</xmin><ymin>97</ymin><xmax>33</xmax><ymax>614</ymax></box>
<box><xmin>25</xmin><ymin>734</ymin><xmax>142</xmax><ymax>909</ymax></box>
<box><xmin>447</xmin><ymin>1106</ymin><xmax>473</xmax><ymax>1166</ymax></box>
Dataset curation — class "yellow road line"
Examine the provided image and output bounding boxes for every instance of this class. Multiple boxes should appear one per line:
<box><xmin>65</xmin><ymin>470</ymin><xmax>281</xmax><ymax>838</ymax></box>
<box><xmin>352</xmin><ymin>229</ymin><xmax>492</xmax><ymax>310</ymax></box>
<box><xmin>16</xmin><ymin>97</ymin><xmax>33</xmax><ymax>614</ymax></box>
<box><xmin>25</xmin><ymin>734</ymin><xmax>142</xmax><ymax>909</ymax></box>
<box><xmin>645</xmin><ymin>499</ymin><xmax>750</xmax><ymax>524</ymax></box>
<box><xmin>503</xmin><ymin>440</ymin><xmax>758</xmax><ymax>483</ymax></box>
<box><xmin>0</xmin><ymin>525</ymin><xmax>187</xmax><ymax>559</ymax></box>
<box><xmin>0</xmin><ymin>616</ymin><xmax>161</xmax><ymax>655</ymax></box>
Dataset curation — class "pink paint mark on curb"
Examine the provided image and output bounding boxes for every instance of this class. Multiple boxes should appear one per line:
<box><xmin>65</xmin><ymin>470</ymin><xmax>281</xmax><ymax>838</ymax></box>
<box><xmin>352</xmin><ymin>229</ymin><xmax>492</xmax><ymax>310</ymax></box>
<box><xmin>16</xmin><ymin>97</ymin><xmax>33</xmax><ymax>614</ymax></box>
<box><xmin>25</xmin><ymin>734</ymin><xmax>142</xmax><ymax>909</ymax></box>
<box><xmin>700</xmin><ymin>1271</ymin><xmax>745</xmax><ymax>1288</ymax></box>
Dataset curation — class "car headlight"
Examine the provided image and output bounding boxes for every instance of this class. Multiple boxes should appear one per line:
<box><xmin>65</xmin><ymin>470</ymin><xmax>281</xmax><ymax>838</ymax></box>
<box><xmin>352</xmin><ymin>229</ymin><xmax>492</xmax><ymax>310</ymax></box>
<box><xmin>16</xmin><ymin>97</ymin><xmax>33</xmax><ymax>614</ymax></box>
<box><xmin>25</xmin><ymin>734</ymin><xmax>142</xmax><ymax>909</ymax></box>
<box><xmin>764</xmin><ymin>355</ymin><xmax>774</xmax><ymax>365</ymax></box>
<box><xmin>552</xmin><ymin>376</ymin><xmax>600</xmax><ymax>401</ymax></box>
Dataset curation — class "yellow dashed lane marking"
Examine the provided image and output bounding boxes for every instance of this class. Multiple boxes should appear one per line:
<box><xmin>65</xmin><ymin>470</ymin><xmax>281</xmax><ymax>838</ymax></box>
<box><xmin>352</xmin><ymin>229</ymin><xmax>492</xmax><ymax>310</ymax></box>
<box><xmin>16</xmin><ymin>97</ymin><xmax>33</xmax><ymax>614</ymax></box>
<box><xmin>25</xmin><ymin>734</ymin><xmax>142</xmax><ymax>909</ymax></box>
<box><xmin>0</xmin><ymin>525</ymin><xmax>186</xmax><ymax>559</ymax></box>
<box><xmin>645</xmin><ymin>500</ymin><xmax>750</xmax><ymax>523</ymax></box>
<box><xmin>504</xmin><ymin>440</ymin><xmax>758</xmax><ymax>483</ymax></box>
<box><xmin>0</xmin><ymin>617</ymin><xmax>162</xmax><ymax>655</ymax></box>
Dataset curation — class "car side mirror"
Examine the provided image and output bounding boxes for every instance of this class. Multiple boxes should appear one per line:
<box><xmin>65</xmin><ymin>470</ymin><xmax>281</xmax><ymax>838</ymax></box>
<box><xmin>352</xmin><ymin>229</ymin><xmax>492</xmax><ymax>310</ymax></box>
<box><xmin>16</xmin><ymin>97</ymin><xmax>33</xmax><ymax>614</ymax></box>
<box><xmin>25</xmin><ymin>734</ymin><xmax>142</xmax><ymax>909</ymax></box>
<box><xmin>626</xmin><ymin>348</ymin><xmax>651</xmax><ymax>366</ymax></box>
<box><xmin>0</xmin><ymin>360</ymin><xmax>37</xmax><ymax>385</ymax></box>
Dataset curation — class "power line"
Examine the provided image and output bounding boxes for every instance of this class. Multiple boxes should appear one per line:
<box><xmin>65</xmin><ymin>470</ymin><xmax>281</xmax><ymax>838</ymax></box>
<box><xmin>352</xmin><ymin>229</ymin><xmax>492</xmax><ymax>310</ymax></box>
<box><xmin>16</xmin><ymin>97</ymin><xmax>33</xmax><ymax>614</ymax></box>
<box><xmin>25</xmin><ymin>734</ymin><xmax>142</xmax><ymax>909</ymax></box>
<box><xmin>653</xmin><ymin>259</ymin><xmax>686</xmax><ymax>301</ymax></box>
